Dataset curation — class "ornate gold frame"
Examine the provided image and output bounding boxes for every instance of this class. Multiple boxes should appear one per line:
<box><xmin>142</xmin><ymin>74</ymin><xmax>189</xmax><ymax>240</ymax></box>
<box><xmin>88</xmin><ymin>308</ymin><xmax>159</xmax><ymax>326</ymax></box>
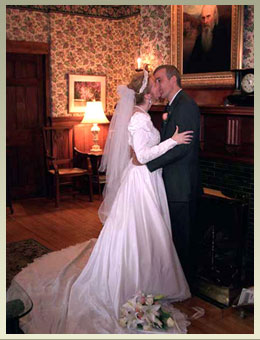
<box><xmin>170</xmin><ymin>5</ymin><xmax>244</xmax><ymax>88</ymax></box>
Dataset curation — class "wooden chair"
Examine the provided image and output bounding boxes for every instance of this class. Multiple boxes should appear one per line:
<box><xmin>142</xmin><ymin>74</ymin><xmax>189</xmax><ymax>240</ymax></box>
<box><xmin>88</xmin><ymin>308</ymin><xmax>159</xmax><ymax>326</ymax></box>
<box><xmin>73</xmin><ymin>148</ymin><xmax>106</xmax><ymax>200</ymax></box>
<box><xmin>42</xmin><ymin>126</ymin><xmax>93</xmax><ymax>207</ymax></box>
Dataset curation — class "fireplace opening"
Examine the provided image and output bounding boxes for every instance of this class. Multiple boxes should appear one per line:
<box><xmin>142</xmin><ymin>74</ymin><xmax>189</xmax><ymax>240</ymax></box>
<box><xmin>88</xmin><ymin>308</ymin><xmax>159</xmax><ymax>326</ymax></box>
<box><xmin>193</xmin><ymin>189</ymin><xmax>249</xmax><ymax>307</ymax></box>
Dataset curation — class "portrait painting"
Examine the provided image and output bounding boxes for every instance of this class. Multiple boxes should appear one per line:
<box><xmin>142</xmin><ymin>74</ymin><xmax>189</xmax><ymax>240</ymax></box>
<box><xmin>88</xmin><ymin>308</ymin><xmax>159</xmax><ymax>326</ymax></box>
<box><xmin>171</xmin><ymin>5</ymin><xmax>243</xmax><ymax>88</ymax></box>
<box><xmin>183</xmin><ymin>5</ymin><xmax>232</xmax><ymax>74</ymax></box>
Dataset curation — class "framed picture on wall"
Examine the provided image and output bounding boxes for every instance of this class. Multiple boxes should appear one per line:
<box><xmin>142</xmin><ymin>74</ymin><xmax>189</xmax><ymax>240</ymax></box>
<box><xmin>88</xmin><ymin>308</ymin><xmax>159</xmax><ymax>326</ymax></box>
<box><xmin>69</xmin><ymin>74</ymin><xmax>106</xmax><ymax>113</ymax></box>
<box><xmin>170</xmin><ymin>5</ymin><xmax>244</xmax><ymax>88</ymax></box>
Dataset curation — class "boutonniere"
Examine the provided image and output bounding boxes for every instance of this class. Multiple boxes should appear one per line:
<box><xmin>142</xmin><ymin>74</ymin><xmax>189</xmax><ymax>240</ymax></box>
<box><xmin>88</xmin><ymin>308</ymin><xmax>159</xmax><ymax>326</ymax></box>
<box><xmin>162</xmin><ymin>112</ymin><xmax>169</xmax><ymax>124</ymax></box>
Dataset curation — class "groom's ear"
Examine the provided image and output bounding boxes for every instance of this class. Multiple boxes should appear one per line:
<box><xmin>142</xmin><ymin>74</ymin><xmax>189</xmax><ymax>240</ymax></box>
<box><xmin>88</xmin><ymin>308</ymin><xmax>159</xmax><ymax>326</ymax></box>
<box><xmin>170</xmin><ymin>75</ymin><xmax>177</xmax><ymax>87</ymax></box>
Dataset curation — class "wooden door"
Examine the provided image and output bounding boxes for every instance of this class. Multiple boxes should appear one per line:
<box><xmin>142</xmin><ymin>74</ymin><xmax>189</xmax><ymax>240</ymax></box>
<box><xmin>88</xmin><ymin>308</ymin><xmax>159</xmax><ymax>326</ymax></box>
<box><xmin>6</xmin><ymin>52</ymin><xmax>47</xmax><ymax>199</ymax></box>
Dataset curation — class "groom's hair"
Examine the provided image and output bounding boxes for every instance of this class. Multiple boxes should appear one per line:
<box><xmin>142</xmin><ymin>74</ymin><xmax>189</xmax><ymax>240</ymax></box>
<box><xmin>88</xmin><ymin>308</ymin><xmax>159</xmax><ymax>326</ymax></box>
<box><xmin>153</xmin><ymin>65</ymin><xmax>181</xmax><ymax>87</ymax></box>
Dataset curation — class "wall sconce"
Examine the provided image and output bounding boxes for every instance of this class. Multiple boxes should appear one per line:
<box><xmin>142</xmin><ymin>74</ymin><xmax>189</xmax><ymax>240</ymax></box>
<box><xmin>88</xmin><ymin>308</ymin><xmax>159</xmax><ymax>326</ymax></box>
<box><xmin>81</xmin><ymin>101</ymin><xmax>109</xmax><ymax>152</ymax></box>
<box><xmin>144</xmin><ymin>64</ymin><xmax>151</xmax><ymax>73</ymax></box>
<box><xmin>135</xmin><ymin>58</ymin><xmax>151</xmax><ymax>73</ymax></box>
<box><xmin>136</xmin><ymin>57</ymin><xmax>143</xmax><ymax>72</ymax></box>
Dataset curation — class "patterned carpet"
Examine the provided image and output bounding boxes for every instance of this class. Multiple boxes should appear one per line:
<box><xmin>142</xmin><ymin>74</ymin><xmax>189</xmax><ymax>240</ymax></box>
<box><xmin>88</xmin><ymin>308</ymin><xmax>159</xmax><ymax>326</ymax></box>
<box><xmin>6</xmin><ymin>239</ymin><xmax>51</xmax><ymax>289</ymax></box>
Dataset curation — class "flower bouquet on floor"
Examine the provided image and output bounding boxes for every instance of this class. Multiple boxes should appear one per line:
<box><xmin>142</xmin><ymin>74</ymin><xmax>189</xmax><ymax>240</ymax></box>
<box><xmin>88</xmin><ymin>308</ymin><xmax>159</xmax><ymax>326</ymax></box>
<box><xmin>118</xmin><ymin>291</ymin><xmax>190</xmax><ymax>333</ymax></box>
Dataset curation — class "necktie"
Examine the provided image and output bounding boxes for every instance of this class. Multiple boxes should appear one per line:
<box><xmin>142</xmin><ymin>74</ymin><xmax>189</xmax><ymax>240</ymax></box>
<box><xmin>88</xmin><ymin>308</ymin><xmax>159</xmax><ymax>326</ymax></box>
<box><xmin>163</xmin><ymin>103</ymin><xmax>171</xmax><ymax>124</ymax></box>
<box><xmin>163</xmin><ymin>103</ymin><xmax>170</xmax><ymax>125</ymax></box>
<box><xmin>165</xmin><ymin>103</ymin><xmax>171</xmax><ymax>113</ymax></box>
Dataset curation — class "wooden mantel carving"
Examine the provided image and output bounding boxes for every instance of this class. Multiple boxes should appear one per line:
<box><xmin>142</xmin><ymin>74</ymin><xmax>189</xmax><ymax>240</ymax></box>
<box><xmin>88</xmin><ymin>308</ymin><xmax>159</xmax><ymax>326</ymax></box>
<box><xmin>149</xmin><ymin>105</ymin><xmax>254</xmax><ymax>164</ymax></box>
<box><xmin>199</xmin><ymin>105</ymin><xmax>253</xmax><ymax>164</ymax></box>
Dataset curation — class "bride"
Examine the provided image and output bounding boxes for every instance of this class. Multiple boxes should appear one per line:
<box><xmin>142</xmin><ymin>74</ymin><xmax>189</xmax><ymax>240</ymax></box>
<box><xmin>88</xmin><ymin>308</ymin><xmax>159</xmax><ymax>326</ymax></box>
<box><xmin>8</xmin><ymin>70</ymin><xmax>193</xmax><ymax>334</ymax></box>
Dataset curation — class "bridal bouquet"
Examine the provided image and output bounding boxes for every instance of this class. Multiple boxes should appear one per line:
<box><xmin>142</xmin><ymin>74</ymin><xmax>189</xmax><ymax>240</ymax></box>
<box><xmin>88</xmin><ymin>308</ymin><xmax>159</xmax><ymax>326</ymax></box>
<box><xmin>118</xmin><ymin>291</ymin><xmax>181</xmax><ymax>332</ymax></box>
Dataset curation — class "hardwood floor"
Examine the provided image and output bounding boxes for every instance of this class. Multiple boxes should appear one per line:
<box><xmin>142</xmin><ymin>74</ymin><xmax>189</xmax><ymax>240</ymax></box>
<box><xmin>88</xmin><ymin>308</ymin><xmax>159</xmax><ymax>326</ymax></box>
<box><xmin>6</xmin><ymin>194</ymin><xmax>102</xmax><ymax>251</ymax></box>
<box><xmin>6</xmin><ymin>195</ymin><xmax>254</xmax><ymax>334</ymax></box>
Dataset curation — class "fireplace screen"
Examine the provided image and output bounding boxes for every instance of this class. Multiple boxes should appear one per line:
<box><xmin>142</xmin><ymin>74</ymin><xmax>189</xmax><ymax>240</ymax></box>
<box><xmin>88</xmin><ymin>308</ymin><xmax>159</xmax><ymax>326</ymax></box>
<box><xmin>196</xmin><ymin>194</ymin><xmax>248</xmax><ymax>288</ymax></box>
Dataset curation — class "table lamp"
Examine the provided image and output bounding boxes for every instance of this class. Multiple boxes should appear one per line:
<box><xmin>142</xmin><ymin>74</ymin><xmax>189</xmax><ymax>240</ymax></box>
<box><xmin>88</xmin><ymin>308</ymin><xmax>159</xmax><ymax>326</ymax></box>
<box><xmin>81</xmin><ymin>101</ymin><xmax>109</xmax><ymax>152</ymax></box>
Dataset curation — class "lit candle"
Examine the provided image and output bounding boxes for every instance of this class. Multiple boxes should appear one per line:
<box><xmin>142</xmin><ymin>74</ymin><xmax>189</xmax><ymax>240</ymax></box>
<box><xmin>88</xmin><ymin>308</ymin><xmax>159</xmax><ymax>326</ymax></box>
<box><xmin>137</xmin><ymin>57</ymin><xmax>141</xmax><ymax>70</ymax></box>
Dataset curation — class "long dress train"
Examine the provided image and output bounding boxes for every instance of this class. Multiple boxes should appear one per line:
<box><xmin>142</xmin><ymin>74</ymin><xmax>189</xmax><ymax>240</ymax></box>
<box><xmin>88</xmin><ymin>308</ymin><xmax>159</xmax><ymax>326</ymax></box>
<box><xmin>9</xmin><ymin>111</ymin><xmax>191</xmax><ymax>334</ymax></box>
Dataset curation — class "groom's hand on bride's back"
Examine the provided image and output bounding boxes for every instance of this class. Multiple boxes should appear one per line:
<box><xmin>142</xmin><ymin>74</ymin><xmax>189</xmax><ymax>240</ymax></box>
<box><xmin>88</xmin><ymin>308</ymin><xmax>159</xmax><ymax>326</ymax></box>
<box><xmin>130</xmin><ymin>148</ymin><xmax>142</xmax><ymax>166</ymax></box>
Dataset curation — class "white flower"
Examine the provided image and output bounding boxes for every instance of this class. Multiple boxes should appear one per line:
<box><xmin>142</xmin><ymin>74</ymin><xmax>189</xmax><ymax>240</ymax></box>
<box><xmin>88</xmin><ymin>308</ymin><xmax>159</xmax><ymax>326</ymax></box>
<box><xmin>120</xmin><ymin>306</ymin><xmax>129</xmax><ymax>317</ymax></box>
<box><xmin>127</xmin><ymin>318</ymin><xmax>139</xmax><ymax>329</ymax></box>
<box><xmin>119</xmin><ymin>317</ymin><xmax>127</xmax><ymax>328</ymax></box>
<box><xmin>119</xmin><ymin>292</ymin><xmax>178</xmax><ymax>332</ymax></box>
<box><xmin>143</xmin><ymin>324</ymin><xmax>152</xmax><ymax>331</ymax></box>
<box><xmin>136</xmin><ymin>302</ymin><xmax>143</xmax><ymax>311</ymax></box>
<box><xmin>166</xmin><ymin>317</ymin><xmax>175</xmax><ymax>328</ymax></box>
<box><xmin>145</xmin><ymin>295</ymin><xmax>154</xmax><ymax>306</ymax></box>
<box><xmin>154</xmin><ymin>317</ymin><xmax>163</xmax><ymax>328</ymax></box>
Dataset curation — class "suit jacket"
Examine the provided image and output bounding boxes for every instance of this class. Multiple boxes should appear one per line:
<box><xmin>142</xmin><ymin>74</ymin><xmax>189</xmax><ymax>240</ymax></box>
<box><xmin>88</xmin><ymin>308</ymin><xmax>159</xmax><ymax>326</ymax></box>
<box><xmin>147</xmin><ymin>90</ymin><xmax>202</xmax><ymax>202</ymax></box>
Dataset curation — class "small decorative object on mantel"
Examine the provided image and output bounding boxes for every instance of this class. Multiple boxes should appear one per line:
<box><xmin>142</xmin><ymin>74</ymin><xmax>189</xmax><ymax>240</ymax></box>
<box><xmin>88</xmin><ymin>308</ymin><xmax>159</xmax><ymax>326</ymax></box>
<box><xmin>226</xmin><ymin>69</ymin><xmax>254</xmax><ymax>107</ymax></box>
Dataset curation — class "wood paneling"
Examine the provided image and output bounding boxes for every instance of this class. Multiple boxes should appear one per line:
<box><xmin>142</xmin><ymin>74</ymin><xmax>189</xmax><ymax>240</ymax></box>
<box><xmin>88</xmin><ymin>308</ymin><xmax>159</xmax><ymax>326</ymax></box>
<box><xmin>6</xmin><ymin>40</ymin><xmax>49</xmax><ymax>55</ymax></box>
<box><xmin>6</xmin><ymin>52</ymin><xmax>47</xmax><ymax>199</ymax></box>
<box><xmin>74</xmin><ymin>123</ymin><xmax>109</xmax><ymax>152</ymax></box>
<box><xmin>6</xmin><ymin>40</ymin><xmax>51</xmax><ymax>200</ymax></box>
<box><xmin>200</xmin><ymin>106</ymin><xmax>254</xmax><ymax>164</ymax></box>
<box><xmin>185</xmin><ymin>88</ymin><xmax>234</xmax><ymax>106</ymax></box>
<box><xmin>51</xmin><ymin>116</ymin><xmax>110</xmax><ymax>153</ymax></box>
<box><xmin>149</xmin><ymin>104</ymin><xmax>254</xmax><ymax>164</ymax></box>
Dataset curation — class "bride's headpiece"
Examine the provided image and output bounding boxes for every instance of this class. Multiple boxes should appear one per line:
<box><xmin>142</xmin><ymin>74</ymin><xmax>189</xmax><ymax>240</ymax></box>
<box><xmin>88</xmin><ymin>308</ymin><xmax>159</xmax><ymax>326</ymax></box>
<box><xmin>138</xmin><ymin>70</ymin><xmax>149</xmax><ymax>94</ymax></box>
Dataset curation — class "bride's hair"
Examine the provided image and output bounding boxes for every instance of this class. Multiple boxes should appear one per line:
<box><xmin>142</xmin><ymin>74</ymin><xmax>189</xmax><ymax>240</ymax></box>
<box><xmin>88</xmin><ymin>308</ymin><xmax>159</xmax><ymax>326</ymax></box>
<box><xmin>127</xmin><ymin>71</ymin><xmax>149</xmax><ymax>105</ymax></box>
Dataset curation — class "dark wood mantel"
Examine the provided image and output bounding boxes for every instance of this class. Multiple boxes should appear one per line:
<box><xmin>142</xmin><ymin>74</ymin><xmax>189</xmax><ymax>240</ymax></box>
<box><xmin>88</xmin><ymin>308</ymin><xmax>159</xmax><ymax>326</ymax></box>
<box><xmin>200</xmin><ymin>105</ymin><xmax>253</xmax><ymax>164</ymax></box>
<box><xmin>49</xmin><ymin>104</ymin><xmax>253</xmax><ymax>165</ymax></box>
<box><xmin>149</xmin><ymin>104</ymin><xmax>254</xmax><ymax>164</ymax></box>
<box><xmin>199</xmin><ymin>105</ymin><xmax>253</xmax><ymax>116</ymax></box>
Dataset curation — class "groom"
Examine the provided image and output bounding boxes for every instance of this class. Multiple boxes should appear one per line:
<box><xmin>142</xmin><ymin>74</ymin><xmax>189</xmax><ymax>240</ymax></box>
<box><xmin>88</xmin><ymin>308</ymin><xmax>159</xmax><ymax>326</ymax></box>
<box><xmin>147</xmin><ymin>65</ymin><xmax>202</xmax><ymax>287</ymax></box>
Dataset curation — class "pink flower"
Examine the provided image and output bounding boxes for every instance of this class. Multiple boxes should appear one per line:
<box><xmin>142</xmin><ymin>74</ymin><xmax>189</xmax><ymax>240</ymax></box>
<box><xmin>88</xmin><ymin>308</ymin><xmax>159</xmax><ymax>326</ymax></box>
<box><xmin>162</xmin><ymin>112</ymin><xmax>168</xmax><ymax>121</ymax></box>
<box><xmin>140</xmin><ymin>296</ymin><xmax>146</xmax><ymax>304</ymax></box>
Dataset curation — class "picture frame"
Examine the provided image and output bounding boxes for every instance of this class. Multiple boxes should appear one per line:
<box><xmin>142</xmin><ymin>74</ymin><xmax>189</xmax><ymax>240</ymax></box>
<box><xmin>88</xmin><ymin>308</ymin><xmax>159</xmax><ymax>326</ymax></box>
<box><xmin>170</xmin><ymin>5</ymin><xmax>244</xmax><ymax>88</ymax></box>
<box><xmin>69</xmin><ymin>74</ymin><xmax>106</xmax><ymax>113</ymax></box>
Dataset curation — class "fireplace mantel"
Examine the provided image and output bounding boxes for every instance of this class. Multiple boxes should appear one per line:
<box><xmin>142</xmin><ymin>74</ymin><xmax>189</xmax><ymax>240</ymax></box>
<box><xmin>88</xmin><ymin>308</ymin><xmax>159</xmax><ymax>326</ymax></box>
<box><xmin>149</xmin><ymin>105</ymin><xmax>254</xmax><ymax>164</ymax></box>
<box><xmin>199</xmin><ymin>105</ymin><xmax>253</xmax><ymax>164</ymax></box>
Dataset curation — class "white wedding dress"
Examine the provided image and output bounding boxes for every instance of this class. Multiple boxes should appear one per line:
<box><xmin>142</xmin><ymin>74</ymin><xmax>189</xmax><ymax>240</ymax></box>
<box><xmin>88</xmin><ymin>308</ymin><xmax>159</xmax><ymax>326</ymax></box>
<box><xmin>9</xmin><ymin>111</ymin><xmax>191</xmax><ymax>334</ymax></box>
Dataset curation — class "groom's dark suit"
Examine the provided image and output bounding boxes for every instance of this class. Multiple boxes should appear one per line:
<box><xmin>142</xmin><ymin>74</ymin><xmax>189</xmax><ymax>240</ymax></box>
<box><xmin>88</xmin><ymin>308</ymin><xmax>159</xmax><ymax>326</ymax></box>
<box><xmin>147</xmin><ymin>90</ymin><xmax>202</xmax><ymax>286</ymax></box>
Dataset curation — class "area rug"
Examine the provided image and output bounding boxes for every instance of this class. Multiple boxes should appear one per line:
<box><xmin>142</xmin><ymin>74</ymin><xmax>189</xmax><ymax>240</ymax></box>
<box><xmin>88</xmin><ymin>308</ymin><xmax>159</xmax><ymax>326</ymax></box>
<box><xmin>6</xmin><ymin>239</ymin><xmax>52</xmax><ymax>289</ymax></box>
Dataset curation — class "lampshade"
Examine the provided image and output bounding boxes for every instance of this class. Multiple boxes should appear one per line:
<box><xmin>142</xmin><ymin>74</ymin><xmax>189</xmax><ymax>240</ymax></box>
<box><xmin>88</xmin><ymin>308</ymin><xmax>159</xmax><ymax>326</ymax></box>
<box><xmin>81</xmin><ymin>101</ymin><xmax>109</xmax><ymax>124</ymax></box>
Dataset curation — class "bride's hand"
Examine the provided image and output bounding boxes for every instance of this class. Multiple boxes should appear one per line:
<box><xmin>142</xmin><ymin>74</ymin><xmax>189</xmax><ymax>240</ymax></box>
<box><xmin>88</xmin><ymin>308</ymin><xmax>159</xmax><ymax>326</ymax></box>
<box><xmin>172</xmin><ymin>125</ymin><xmax>194</xmax><ymax>144</ymax></box>
<box><xmin>131</xmin><ymin>147</ymin><xmax>142</xmax><ymax>166</ymax></box>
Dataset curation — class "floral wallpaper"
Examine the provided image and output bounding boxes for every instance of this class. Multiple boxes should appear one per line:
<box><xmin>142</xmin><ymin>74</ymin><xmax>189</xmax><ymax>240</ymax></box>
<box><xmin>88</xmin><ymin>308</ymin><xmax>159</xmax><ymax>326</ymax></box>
<box><xmin>6</xmin><ymin>5</ymin><xmax>254</xmax><ymax>117</ymax></box>
<box><xmin>49</xmin><ymin>13</ymin><xmax>140</xmax><ymax>116</ymax></box>
<box><xmin>140</xmin><ymin>5</ymin><xmax>171</xmax><ymax>71</ymax></box>
<box><xmin>6</xmin><ymin>8</ymin><xmax>49</xmax><ymax>42</ymax></box>
<box><xmin>6</xmin><ymin>8</ymin><xmax>140</xmax><ymax>117</ymax></box>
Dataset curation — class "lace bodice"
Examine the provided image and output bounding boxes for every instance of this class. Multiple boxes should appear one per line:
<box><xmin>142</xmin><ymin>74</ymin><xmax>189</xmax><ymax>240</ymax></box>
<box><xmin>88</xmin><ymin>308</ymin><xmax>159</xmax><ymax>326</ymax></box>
<box><xmin>128</xmin><ymin>112</ymin><xmax>177</xmax><ymax>164</ymax></box>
